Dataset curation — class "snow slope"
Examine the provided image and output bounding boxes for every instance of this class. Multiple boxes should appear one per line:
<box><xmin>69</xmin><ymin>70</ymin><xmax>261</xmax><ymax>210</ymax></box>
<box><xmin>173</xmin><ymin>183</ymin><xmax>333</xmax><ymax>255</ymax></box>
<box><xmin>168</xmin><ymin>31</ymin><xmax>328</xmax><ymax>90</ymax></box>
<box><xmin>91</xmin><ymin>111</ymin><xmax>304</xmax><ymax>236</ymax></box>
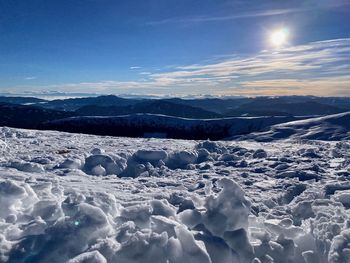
<box><xmin>236</xmin><ymin>111</ymin><xmax>350</xmax><ymax>141</ymax></box>
<box><xmin>0</xmin><ymin>127</ymin><xmax>349</xmax><ymax>263</ymax></box>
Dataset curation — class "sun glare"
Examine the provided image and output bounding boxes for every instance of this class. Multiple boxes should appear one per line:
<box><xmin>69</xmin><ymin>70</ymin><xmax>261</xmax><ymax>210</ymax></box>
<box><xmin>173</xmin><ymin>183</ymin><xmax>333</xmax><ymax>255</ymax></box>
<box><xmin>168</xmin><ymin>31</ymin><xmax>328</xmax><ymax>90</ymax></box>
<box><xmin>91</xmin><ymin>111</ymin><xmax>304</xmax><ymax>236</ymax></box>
<box><xmin>270</xmin><ymin>28</ymin><xmax>289</xmax><ymax>47</ymax></box>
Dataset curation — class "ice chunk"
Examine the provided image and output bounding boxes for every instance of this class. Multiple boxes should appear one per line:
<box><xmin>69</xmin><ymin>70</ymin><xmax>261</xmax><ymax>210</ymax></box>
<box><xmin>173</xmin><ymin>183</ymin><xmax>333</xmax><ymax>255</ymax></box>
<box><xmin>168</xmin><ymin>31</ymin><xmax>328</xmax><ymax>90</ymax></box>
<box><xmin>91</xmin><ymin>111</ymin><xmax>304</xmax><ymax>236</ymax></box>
<box><xmin>150</xmin><ymin>199</ymin><xmax>176</xmax><ymax>218</ymax></box>
<box><xmin>196</xmin><ymin>140</ymin><xmax>227</xmax><ymax>154</ymax></box>
<box><xmin>120</xmin><ymin>204</ymin><xmax>153</xmax><ymax>228</ymax></box>
<box><xmin>84</xmin><ymin>154</ymin><xmax>126</xmax><ymax>176</ymax></box>
<box><xmin>0</xmin><ymin>180</ymin><xmax>26</xmax><ymax>197</ymax></box>
<box><xmin>21</xmin><ymin>217</ymin><xmax>47</xmax><ymax>237</ymax></box>
<box><xmin>0</xmin><ymin>180</ymin><xmax>28</xmax><ymax>217</ymax></box>
<box><xmin>171</xmin><ymin>225</ymin><xmax>211</xmax><ymax>263</ymax></box>
<box><xmin>178</xmin><ymin>209</ymin><xmax>202</xmax><ymax>229</ymax></box>
<box><xmin>10</xmin><ymin>161</ymin><xmax>45</xmax><ymax>173</ymax></box>
<box><xmin>134</xmin><ymin>150</ymin><xmax>168</xmax><ymax>163</ymax></box>
<box><xmin>91</xmin><ymin>165</ymin><xmax>106</xmax><ymax>176</ymax></box>
<box><xmin>32</xmin><ymin>200</ymin><xmax>64</xmax><ymax>221</ymax></box>
<box><xmin>151</xmin><ymin>215</ymin><xmax>180</xmax><ymax>237</ymax></box>
<box><xmin>302</xmin><ymin>250</ymin><xmax>319</xmax><ymax>263</ymax></box>
<box><xmin>113</xmin><ymin>227</ymin><xmax>168</xmax><ymax>263</ymax></box>
<box><xmin>332</xmin><ymin>190</ymin><xmax>350</xmax><ymax>208</ymax></box>
<box><xmin>91</xmin><ymin>148</ymin><xmax>105</xmax><ymax>155</ymax></box>
<box><xmin>167</xmin><ymin>150</ymin><xmax>198</xmax><ymax>169</ymax></box>
<box><xmin>5</xmin><ymin>214</ymin><xmax>17</xmax><ymax>224</ymax></box>
<box><xmin>59</xmin><ymin>158</ymin><xmax>82</xmax><ymax>169</ymax></box>
<box><xmin>202</xmin><ymin>178</ymin><xmax>251</xmax><ymax>237</ymax></box>
<box><xmin>223</xmin><ymin>228</ymin><xmax>254</xmax><ymax>262</ymax></box>
<box><xmin>0</xmin><ymin>234</ymin><xmax>12</xmax><ymax>262</ymax></box>
<box><xmin>253</xmin><ymin>149</ymin><xmax>267</xmax><ymax>159</ymax></box>
<box><xmin>67</xmin><ymin>250</ymin><xmax>107</xmax><ymax>263</ymax></box>
<box><xmin>329</xmin><ymin>229</ymin><xmax>350</xmax><ymax>263</ymax></box>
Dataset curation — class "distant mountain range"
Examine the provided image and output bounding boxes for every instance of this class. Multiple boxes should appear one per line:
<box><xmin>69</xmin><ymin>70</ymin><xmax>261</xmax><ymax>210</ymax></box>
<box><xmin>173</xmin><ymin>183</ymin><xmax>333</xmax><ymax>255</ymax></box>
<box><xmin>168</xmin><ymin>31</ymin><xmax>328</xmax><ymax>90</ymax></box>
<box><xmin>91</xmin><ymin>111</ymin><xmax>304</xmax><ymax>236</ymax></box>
<box><xmin>37</xmin><ymin>95</ymin><xmax>140</xmax><ymax>111</ymax></box>
<box><xmin>225</xmin><ymin>98</ymin><xmax>345</xmax><ymax>116</ymax></box>
<box><xmin>75</xmin><ymin>100</ymin><xmax>221</xmax><ymax>119</ymax></box>
<box><xmin>36</xmin><ymin>95</ymin><xmax>350</xmax><ymax>116</ymax></box>
<box><xmin>0</xmin><ymin>96</ymin><xmax>46</xmax><ymax>105</ymax></box>
<box><xmin>0</xmin><ymin>95</ymin><xmax>349</xmax><ymax>139</ymax></box>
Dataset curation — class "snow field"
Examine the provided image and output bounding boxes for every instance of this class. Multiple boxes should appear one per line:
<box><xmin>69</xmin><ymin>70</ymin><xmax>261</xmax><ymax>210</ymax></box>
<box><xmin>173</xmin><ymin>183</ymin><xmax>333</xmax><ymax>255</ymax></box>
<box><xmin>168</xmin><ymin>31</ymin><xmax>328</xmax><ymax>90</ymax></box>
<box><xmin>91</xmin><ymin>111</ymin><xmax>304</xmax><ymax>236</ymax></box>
<box><xmin>0</xmin><ymin>127</ymin><xmax>349</xmax><ymax>262</ymax></box>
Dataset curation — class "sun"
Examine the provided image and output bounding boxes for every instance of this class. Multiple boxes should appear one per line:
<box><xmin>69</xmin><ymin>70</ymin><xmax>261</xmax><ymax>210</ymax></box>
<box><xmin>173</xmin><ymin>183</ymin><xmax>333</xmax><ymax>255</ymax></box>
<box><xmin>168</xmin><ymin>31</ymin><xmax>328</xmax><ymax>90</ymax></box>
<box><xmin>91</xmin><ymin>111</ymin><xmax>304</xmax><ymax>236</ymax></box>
<box><xmin>270</xmin><ymin>28</ymin><xmax>289</xmax><ymax>47</ymax></box>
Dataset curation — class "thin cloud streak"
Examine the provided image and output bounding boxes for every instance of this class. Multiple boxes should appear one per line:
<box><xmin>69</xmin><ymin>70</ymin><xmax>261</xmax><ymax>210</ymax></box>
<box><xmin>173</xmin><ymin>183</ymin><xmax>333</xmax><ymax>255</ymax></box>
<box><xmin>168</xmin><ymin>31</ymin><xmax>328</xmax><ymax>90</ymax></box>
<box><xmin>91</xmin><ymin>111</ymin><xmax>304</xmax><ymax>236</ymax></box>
<box><xmin>149</xmin><ymin>38</ymin><xmax>350</xmax><ymax>82</ymax></box>
<box><xmin>234</xmin><ymin>76</ymin><xmax>350</xmax><ymax>96</ymax></box>
<box><xmin>146</xmin><ymin>8</ymin><xmax>300</xmax><ymax>26</ymax></box>
<box><xmin>24</xmin><ymin>76</ymin><xmax>37</xmax><ymax>80</ymax></box>
<box><xmin>146</xmin><ymin>2</ymin><xmax>350</xmax><ymax>26</ymax></box>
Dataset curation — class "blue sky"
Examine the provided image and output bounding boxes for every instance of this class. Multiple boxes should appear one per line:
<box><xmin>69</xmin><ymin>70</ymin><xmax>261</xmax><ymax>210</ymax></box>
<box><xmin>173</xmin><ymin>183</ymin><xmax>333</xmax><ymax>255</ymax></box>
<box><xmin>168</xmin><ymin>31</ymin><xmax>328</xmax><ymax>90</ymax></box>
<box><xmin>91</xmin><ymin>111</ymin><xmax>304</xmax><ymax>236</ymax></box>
<box><xmin>0</xmin><ymin>0</ymin><xmax>350</xmax><ymax>97</ymax></box>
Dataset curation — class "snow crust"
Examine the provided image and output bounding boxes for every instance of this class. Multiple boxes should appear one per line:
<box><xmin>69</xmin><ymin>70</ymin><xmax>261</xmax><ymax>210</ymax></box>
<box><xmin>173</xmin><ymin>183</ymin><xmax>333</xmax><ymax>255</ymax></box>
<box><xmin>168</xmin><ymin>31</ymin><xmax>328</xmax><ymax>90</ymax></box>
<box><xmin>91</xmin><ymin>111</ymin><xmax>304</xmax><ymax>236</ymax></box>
<box><xmin>0</xmin><ymin>127</ymin><xmax>349</xmax><ymax>262</ymax></box>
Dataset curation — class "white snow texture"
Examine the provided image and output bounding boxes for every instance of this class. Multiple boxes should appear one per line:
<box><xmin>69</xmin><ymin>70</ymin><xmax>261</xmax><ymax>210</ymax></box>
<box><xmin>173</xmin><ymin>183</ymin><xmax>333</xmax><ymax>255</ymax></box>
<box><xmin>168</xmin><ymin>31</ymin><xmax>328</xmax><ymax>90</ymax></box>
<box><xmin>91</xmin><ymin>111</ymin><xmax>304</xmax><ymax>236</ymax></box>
<box><xmin>0</xmin><ymin>126</ymin><xmax>349</xmax><ymax>263</ymax></box>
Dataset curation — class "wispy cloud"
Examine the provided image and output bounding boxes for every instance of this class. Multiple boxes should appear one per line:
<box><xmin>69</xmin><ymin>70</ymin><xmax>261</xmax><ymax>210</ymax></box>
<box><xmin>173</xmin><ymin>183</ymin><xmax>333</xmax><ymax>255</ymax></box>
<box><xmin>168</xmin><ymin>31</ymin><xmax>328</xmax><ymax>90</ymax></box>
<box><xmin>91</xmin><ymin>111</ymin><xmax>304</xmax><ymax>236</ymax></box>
<box><xmin>146</xmin><ymin>1</ymin><xmax>350</xmax><ymax>26</ymax></box>
<box><xmin>130</xmin><ymin>66</ymin><xmax>141</xmax><ymax>70</ymax></box>
<box><xmin>4</xmin><ymin>38</ymin><xmax>350</xmax><ymax>97</ymax></box>
<box><xmin>231</xmin><ymin>76</ymin><xmax>350</xmax><ymax>96</ymax></box>
<box><xmin>146</xmin><ymin>8</ymin><xmax>299</xmax><ymax>26</ymax></box>
<box><xmin>144</xmin><ymin>38</ymin><xmax>350</xmax><ymax>95</ymax></box>
<box><xmin>24</xmin><ymin>76</ymin><xmax>37</xmax><ymax>80</ymax></box>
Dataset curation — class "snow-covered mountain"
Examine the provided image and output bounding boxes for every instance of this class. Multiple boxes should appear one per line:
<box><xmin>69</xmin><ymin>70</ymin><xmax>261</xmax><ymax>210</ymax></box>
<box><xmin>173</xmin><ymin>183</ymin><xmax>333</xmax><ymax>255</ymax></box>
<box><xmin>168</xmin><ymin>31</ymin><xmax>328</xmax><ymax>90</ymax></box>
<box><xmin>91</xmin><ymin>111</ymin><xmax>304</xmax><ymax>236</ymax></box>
<box><xmin>0</xmin><ymin>126</ymin><xmax>349</xmax><ymax>263</ymax></box>
<box><xmin>238</xmin><ymin>111</ymin><xmax>350</xmax><ymax>141</ymax></box>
